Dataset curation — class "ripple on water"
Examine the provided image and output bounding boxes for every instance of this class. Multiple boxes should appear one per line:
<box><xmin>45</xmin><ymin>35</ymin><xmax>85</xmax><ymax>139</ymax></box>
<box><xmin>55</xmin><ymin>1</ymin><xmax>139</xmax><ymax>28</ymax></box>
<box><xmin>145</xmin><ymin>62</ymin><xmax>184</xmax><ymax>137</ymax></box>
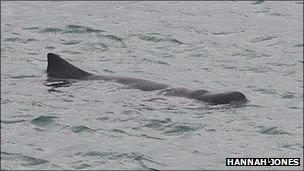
<box><xmin>143</xmin><ymin>118</ymin><xmax>172</xmax><ymax>129</ymax></box>
<box><xmin>10</xmin><ymin>75</ymin><xmax>37</xmax><ymax>79</ymax></box>
<box><xmin>36</xmin><ymin>25</ymin><xmax>105</xmax><ymax>34</ymax></box>
<box><xmin>142</xmin><ymin>58</ymin><xmax>170</xmax><ymax>65</ymax></box>
<box><xmin>3</xmin><ymin>37</ymin><xmax>23</xmax><ymax>42</ymax></box>
<box><xmin>248</xmin><ymin>86</ymin><xmax>278</xmax><ymax>95</ymax></box>
<box><xmin>1</xmin><ymin>151</ymin><xmax>49</xmax><ymax>167</ymax></box>
<box><xmin>252</xmin><ymin>0</ymin><xmax>264</xmax><ymax>5</ymax></box>
<box><xmin>26</xmin><ymin>38</ymin><xmax>38</xmax><ymax>42</ymax></box>
<box><xmin>73</xmin><ymin>163</ymin><xmax>92</xmax><ymax>169</ymax></box>
<box><xmin>137</xmin><ymin>33</ymin><xmax>184</xmax><ymax>45</ymax></box>
<box><xmin>140</xmin><ymin>134</ymin><xmax>165</xmax><ymax>140</ymax></box>
<box><xmin>61</xmin><ymin>40</ymin><xmax>82</xmax><ymax>45</ymax></box>
<box><xmin>110</xmin><ymin>128</ymin><xmax>127</xmax><ymax>134</ymax></box>
<box><xmin>143</xmin><ymin>118</ymin><xmax>200</xmax><ymax>135</ymax></box>
<box><xmin>104</xmin><ymin>35</ymin><xmax>123</xmax><ymax>42</ymax></box>
<box><xmin>287</xmin><ymin>106</ymin><xmax>302</xmax><ymax>110</ymax></box>
<box><xmin>22</xmin><ymin>27</ymin><xmax>40</xmax><ymax>30</ymax></box>
<box><xmin>63</xmin><ymin>24</ymin><xmax>105</xmax><ymax>34</ymax></box>
<box><xmin>1</xmin><ymin>119</ymin><xmax>27</xmax><ymax>124</ymax></box>
<box><xmin>40</xmin><ymin>28</ymin><xmax>63</xmax><ymax>33</ymax></box>
<box><xmin>257</xmin><ymin>88</ymin><xmax>278</xmax><ymax>95</ymax></box>
<box><xmin>102</xmin><ymin>69</ymin><xmax>115</xmax><ymax>73</ymax></box>
<box><xmin>97</xmin><ymin>116</ymin><xmax>110</xmax><ymax>122</ymax></box>
<box><xmin>280</xmin><ymin>91</ymin><xmax>297</xmax><ymax>99</ymax></box>
<box><xmin>280</xmin><ymin>143</ymin><xmax>302</xmax><ymax>151</ymax></box>
<box><xmin>1</xmin><ymin>98</ymin><xmax>13</xmax><ymax>105</ymax></box>
<box><xmin>3</xmin><ymin>37</ymin><xmax>38</xmax><ymax>44</ymax></box>
<box><xmin>210</xmin><ymin>31</ymin><xmax>239</xmax><ymax>36</ymax></box>
<box><xmin>294</xmin><ymin>44</ymin><xmax>303</xmax><ymax>47</ymax></box>
<box><xmin>163</xmin><ymin>124</ymin><xmax>199</xmax><ymax>135</ymax></box>
<box><xmin>257</xmin><ymin>126</ymin><xmax>290</xmax><ymax>135</ymax></box>
<box><xmin>86</xmin><ymin>42</ymin><xmax>109</xmax><ymax>52</ymax></box>
<box><xmin>231</xmin><ymin>46</ymin><xmax>271</xmax><ymax>59</ymax></box>
<box><xmin>73</xmin><ymin>151</ymin><xmax>162</xmax><ymax>169</ymax></box>
<box><xmin>45</xmin><ymin>46</ymin><xmax>56</xmax><ymax>50</ymax></box>
<box><xmin>31</xmin><ymin>101</ymin><xmax>47</xmax><ymax>107</ymax></box>
<box><xmin>61</xmin><ymin>50</ymin><xmax>81</xmax><ymax>55</ymax></box>
<box><xmin>30</xmin><ymin>116</ymin><xmax>58</xmax><ymax>127</ymax></box>
<box><xmin>249</xmin><ymin>35</ymin><xmax>279</xmax><ymax>43</ymax></box>
<box><xmin>70</xmin><ymin>125</ymin><xmax>95</xmax><ymax>133</ymax></box>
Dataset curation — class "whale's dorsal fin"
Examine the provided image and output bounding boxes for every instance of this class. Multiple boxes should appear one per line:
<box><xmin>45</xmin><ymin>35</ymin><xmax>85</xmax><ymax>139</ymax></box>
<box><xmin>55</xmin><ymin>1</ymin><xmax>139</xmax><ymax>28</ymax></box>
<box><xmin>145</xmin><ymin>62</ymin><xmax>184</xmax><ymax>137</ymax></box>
<box><xmin>47</xmin><ymin>53</ymin><xmax>93</xmax><ymax>79</ymax></box>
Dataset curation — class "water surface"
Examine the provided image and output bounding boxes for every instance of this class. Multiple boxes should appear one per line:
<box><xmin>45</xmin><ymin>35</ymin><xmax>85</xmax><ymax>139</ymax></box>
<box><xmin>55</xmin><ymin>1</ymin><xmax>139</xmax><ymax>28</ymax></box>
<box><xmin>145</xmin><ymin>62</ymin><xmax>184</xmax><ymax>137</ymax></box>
<box><xmin>1</xmin><ymin>1</ymin><xmax>303</xmax><ymax>170</ymax></box>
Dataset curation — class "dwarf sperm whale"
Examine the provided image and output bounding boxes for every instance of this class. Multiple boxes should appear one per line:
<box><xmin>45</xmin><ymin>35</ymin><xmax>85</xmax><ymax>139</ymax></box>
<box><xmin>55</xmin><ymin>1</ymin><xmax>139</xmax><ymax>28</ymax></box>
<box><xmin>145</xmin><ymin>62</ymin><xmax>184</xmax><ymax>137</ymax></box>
<box><xmin>46</xmin><ymin>53</ymin><xmax>247</xmax><ymax>105</ymax></box>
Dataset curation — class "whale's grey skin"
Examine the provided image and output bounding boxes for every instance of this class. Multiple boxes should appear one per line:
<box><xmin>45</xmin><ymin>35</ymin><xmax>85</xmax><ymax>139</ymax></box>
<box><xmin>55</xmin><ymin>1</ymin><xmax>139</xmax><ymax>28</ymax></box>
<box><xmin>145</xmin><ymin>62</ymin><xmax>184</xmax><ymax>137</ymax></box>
<box><xmin>47</xmin><ymin>53</ymin><xmax>247</xmax><ymax>105</ymax></box>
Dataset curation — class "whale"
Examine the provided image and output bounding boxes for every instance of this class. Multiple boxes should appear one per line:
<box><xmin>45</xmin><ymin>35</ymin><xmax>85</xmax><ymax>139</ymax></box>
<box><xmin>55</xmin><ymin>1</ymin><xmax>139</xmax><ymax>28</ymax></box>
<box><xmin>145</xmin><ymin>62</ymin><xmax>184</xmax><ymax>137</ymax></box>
<box><xmin>46</xmin><ymin>53</ymin><xmax>247</xmax><ymax>105</ymax></box>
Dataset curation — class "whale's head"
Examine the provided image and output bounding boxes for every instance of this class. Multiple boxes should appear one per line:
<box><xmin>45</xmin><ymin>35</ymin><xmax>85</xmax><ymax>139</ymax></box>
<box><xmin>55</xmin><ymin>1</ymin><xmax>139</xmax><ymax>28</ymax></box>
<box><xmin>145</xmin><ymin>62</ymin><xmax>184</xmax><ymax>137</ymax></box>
<box><xmin>47</xmin><ymin>53</ymin><xmax>92</xmax><ymax>79</ymax></box>
<box><xmin>198</xmin><ymin>91</ymin><xmax>247</xmax><ymax>105</ymax></box>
